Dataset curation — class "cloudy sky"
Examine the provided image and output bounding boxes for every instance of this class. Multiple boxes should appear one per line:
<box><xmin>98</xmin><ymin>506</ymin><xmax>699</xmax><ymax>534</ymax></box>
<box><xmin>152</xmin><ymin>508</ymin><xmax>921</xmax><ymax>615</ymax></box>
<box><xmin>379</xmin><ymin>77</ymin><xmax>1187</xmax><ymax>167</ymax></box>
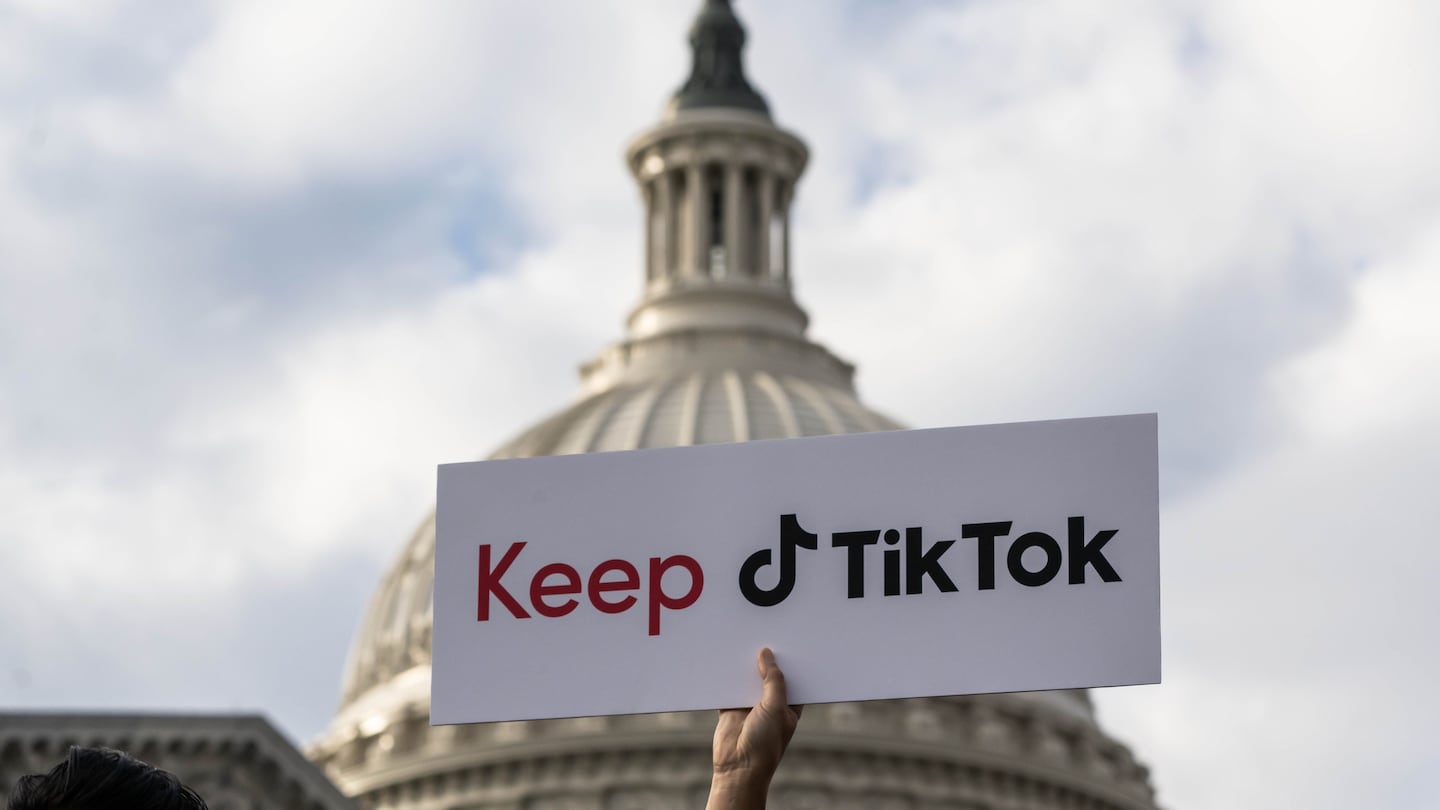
<box><xmin>2</xmin><ymin>0</ymin><xmax>1437</xmax><ymax>807</ymax></box>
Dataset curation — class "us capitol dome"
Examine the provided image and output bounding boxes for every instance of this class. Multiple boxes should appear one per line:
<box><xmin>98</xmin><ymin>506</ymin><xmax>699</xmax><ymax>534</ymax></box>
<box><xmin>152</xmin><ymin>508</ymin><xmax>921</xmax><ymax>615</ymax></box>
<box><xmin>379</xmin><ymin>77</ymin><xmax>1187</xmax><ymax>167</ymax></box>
<box><xmin>308</xmin><ymin>2</ymin><xmax>1163</xmax><ymax>808</ymax></box>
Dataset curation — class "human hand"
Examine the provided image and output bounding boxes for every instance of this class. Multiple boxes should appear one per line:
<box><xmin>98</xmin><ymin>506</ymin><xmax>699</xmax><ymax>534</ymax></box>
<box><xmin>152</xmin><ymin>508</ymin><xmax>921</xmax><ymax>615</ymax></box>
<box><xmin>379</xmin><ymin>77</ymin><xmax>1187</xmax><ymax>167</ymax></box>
<box><xmin>706</xmin><ymin>648</ymin><xmax>803</xmax><ymax>810</ymax></box>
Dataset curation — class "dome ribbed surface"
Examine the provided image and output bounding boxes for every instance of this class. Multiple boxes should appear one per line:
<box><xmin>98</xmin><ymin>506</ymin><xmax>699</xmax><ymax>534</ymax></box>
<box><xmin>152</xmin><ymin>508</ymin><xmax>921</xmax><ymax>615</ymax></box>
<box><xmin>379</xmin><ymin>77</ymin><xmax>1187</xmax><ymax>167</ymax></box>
<box><xmin>495</xmin><ymin>370</ymin><xmax>900</xmax><ymax>458</ymax></box>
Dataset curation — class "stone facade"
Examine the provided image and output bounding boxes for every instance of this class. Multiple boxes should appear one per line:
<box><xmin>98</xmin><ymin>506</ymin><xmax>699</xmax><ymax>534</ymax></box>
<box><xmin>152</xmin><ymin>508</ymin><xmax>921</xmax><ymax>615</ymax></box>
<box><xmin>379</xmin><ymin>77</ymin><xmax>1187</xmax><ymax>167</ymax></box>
<box><xmin>311</xmin><ymin>694</ymin><xmax>1156</xmax><ymax>810</ymax></box>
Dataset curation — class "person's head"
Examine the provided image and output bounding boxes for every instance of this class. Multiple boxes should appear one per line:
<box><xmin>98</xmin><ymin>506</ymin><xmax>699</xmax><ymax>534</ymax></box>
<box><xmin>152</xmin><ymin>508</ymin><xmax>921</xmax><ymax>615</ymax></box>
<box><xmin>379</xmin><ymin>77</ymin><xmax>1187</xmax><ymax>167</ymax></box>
<box><xmin>8</xmin><ymin>746</ymin><xmax>207</xmax><ymax>810</ymax></box>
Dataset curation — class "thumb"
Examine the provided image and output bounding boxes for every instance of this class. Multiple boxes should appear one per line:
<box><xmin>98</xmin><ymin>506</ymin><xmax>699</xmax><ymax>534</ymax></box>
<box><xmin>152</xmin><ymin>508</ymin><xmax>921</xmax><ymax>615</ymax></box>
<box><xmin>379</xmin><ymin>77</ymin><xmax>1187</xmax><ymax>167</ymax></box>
<box><xmin>757</xmin><ymin>647</ymin><xmax>789</xmax><ymax>713</ymax></box>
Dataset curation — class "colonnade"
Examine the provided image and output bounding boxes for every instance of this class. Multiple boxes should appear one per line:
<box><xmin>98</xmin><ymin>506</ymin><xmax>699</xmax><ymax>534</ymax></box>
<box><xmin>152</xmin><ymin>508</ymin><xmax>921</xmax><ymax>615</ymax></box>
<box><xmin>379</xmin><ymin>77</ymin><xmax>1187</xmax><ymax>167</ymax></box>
<box><xmin>642</xmin><ymin>160</ymin><xmax>791</xmax><ymax>285</ymax></box>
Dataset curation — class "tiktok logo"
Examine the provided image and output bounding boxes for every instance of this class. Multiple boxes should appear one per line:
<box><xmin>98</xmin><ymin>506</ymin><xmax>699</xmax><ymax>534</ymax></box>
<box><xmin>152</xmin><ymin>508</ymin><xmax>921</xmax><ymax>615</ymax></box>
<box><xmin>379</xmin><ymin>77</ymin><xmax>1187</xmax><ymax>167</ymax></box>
<box><xmin>737</xmin><ymin>514</ymin><xmax>817</xmax><ymax>606</ymax></box>
<box><xmin>738</xmin><ymin>513</ymin><xmax>1122</xmax><ymax>607</ymax></box>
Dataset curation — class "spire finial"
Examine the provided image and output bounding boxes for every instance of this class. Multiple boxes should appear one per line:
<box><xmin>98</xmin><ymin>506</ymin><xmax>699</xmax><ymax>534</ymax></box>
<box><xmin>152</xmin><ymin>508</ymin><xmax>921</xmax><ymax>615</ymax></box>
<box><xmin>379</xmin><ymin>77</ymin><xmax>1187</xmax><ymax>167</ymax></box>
<box><xmin>669</xmin><ymin>0</ymin><xmax>770</xmax><ymax>117</ymax></box>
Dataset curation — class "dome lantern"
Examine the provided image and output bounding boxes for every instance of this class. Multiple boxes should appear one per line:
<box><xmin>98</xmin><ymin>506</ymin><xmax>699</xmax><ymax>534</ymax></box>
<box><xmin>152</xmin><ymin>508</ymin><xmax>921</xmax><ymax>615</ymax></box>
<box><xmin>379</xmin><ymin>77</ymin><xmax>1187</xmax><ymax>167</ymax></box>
<box><xmin>598</xmin><ymin>1</ymin><xmax>819</xmax><ymax>393</ymax></box>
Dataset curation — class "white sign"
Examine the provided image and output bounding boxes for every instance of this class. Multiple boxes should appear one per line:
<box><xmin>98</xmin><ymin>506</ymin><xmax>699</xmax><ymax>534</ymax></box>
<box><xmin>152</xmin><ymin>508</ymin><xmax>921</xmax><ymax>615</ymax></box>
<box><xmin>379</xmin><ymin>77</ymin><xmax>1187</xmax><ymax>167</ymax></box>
<box><xmin>432</xmin><ymin>414</ymin><xmax>1159</xmax><ymax>725</ymax></box>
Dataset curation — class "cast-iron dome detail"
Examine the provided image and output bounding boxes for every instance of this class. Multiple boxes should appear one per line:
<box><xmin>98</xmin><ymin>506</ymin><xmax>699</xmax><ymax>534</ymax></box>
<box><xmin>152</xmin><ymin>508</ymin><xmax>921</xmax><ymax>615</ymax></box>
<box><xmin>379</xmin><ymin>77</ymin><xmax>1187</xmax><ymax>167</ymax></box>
<box><xmin>670</xmin><ymin>0</ymin><xmax>770</xmax><ymax>117</ymax></box>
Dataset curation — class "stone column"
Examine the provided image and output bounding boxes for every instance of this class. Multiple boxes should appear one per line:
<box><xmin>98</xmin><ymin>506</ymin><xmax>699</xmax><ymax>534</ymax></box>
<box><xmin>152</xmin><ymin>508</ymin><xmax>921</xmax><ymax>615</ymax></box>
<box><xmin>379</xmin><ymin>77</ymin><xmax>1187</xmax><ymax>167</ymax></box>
<box><xmin>724</xmin><ymin>163</ymin><xmax>743</xmax><ymax>278</ymax></box>
<box><xmin>643</xmin><ymin>181</ymin><xmax>656</xmax><ymax>281</ymax></box>
<box><xmin>779</xmin><ymin>181</ymin><xmax>792</xmax><ymax>282</ymax></box>
<box><xmin>654</xmin><ymin>172</ymin><xmax>673</xmax><ymax>282</ymax></box>
<box><xmin>757</xmin><ymin>172</ymin><xmax>774</xmax><ymax>279</ymax></box>
<box><xmin>665</xmin><ymin>169</ymin><xmax>680</xmax><ymax>280</ymax></box>
<box><xmin>687</xmin><ymin>163</ymin><xmax>707</xmax><ymax>277</ymax></box>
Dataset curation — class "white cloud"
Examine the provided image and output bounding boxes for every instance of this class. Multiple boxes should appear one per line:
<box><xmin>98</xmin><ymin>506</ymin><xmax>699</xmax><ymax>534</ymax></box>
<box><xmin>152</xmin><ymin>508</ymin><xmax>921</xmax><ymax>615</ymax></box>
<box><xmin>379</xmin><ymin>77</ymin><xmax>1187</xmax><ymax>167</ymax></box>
<box><xmin>1093</xmin><ymin>203</ymin><xmax>1440</xmax><ymax>809</ymax></box>
<box><xmin>1280</xmin><ymin>224</ymin><xmax>1440</xmax><ymax>438</ymax></box>
<box><xmin>170</xmin><ymin>223</ymin><xmax>633</xmax><ymax>566</ymax></box>
<box><xmin>60</xmin><ymin>0</ymin><xmax>690</xmax><ymax>204</ymax></box>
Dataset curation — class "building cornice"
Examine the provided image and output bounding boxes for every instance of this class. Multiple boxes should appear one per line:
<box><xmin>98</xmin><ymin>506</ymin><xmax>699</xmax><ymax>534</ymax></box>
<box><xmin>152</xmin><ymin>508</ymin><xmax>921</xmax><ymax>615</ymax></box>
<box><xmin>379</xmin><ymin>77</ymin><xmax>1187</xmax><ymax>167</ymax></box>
<box><xmin>0</xmin><ymin>712</ymin><xmax>358</xmax><ymax>810</ymax></box>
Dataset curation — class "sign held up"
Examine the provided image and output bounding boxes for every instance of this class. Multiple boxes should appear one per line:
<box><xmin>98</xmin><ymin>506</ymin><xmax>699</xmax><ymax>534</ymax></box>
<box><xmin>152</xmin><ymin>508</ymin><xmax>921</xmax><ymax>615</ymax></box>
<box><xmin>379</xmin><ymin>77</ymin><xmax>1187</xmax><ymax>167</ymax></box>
<box><xmin>432</xmin><ymin>414</ymin><xmax>1160</xmax><ymax>725</ymax></box>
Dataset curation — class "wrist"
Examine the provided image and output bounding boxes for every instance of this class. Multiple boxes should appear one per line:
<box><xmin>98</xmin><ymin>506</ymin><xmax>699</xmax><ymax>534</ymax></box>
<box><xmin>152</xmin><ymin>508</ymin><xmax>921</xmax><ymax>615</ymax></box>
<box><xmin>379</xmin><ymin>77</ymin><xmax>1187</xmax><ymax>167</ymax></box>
<box><xmin>706</xmin><ymin>769</ymin><xmax>770</xmax><ymax>810</ymax></box>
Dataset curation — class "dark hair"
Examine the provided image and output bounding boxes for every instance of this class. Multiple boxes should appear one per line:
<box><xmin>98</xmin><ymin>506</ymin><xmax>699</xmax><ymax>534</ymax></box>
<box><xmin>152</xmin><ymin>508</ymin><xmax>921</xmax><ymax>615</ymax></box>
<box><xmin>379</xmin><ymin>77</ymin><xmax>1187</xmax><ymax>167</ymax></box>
<box><xmin>8</xmin><ymin>747</ymin><xmax>208</xmax><ymax>810</ymax></box>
